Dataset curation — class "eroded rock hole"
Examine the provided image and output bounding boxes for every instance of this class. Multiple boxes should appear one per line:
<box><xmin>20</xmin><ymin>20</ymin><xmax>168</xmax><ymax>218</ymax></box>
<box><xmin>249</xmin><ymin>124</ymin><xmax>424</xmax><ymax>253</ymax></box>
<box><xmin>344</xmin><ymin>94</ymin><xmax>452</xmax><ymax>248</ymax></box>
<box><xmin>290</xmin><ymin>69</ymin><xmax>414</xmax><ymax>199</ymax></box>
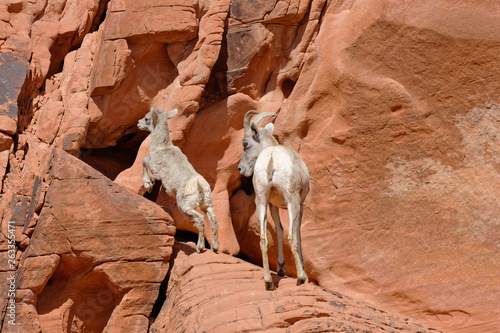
<box><xmin>298</xmin><ymin>119</ymin><xmax>310</xmax><ymax>139</ymax></box>
<box><xmin>80</xmin><ymin>146</ymin><xmax>137</xmax><ymax>180</ymax></box>
<box><xmin>80</xmin><ymin>130</ymin><xmax>148</xmax><ymax>180</ymax></box>
<box><xmin>239</xmin><ymin>175</ymin><xmax>254</xmax><ymax>196</ymax></box>
<box><xmin>282</xmin><ymin>78</ymin><xmax>296</xmax><ymax>99</ymax></box>
<box><xmin>174</xmin><ymin>229</ymin><xmax>210</xmax><ymax>249</ymax></box>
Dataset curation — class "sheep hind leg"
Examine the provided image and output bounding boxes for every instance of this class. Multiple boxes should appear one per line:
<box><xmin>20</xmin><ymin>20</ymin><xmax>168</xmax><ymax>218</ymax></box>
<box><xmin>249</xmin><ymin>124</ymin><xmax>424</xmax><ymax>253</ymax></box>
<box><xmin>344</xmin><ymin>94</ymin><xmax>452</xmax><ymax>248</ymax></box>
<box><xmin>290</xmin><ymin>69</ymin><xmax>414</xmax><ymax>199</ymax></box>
<box><xmin>204</xmin><ymin>204</ymin><xmax>219</xmax><ymax>252</ymax></box>
<box><xmin>256</xmin><ymin>198</ymin><xmax>273</xmax><ymax>290</ymax></box>
<box><xmin>199</xmin><ymin>180</ymin><xmax>219</xmax><ymax>252</ymax></box>
<box><xmin>270</xmin><ymin>204</ymin><xmax>285</xmax><ymax>276</ymax></box>
<box><xmin>287</xmin><ymin>201</ymin><xmax>308</xmax><ymax>285</ymax></box>
<box><xmin>183</xmin><ymin>208</ymin><xmax>206</xmax><ymax>253</ymax></box>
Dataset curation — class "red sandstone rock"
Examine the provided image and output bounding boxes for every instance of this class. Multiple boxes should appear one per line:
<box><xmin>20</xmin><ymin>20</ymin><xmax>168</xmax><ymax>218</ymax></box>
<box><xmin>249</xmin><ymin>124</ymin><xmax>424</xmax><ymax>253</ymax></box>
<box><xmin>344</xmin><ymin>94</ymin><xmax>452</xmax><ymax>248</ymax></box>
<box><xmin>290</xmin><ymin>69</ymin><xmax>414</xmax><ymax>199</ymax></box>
<box><xmin>0</xmin><ymin>53</ymin><xmax>28</xmax><ymax>135</ymax></box>
<box><xmin>1</xmin><ymin>148</ymin><xmax>175</xmax><ymax>332</ymax></box>
<box><xmin>262</xmin><ymin>3</ymin><xmax>500</xmax><ymax>332</ymax></box>
<box><xmin>151</xmin><ymin>241</ymin><xmax>443</xmax><ymax>333</ymax></box>
<box><xmin>104</xmin><ymin>0</ymin><xmax>198</xmax><ymax>43</ymax></box>
<box><xmin>0</xmin><ymin>52</ymin><xmax>29</xmax><ymax>189</ymax></box>
<box><xmin>0</xmin><ymin>0</ymin><xmax>104</xmax><ymax>90</ymax></box>
<box><xmin>85</xmin><ymin>0</ymin><xmax>230</xmax><ymax>149</ymax></box>
<box><xmin>0</xmin><ymin>0</ymin><xmax>499</xmax><ymax>332</ymax></box>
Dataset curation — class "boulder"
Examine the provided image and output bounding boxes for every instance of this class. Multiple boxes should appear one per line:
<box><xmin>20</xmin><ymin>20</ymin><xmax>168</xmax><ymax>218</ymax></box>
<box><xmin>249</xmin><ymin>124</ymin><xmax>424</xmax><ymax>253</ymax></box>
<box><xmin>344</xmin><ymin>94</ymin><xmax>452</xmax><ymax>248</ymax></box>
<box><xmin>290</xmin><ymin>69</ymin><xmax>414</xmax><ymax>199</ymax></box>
<box><xmin>1</xmin><ymin>148</ymin><xmax>175</xmax><ymax>332</ymax></box>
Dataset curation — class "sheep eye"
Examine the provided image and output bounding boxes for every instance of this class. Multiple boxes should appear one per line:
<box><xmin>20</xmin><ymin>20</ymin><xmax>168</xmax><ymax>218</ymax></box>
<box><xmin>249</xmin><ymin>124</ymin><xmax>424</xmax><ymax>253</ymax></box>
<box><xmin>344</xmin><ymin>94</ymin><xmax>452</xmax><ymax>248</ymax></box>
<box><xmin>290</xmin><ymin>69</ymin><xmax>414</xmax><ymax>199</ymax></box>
<box><xmin>243</xmin><ymin>141</ymin><xmax>249</xmax><ymax>148</ymax></box>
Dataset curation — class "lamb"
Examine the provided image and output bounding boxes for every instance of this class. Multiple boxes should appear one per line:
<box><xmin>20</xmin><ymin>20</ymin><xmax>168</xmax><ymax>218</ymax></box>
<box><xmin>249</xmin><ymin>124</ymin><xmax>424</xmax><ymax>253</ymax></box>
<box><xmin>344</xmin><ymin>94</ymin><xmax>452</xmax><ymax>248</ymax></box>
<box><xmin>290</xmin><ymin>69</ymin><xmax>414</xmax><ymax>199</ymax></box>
<box><xmin>138</xmin><ymin>108</ymin><xmax>219</xmax><ymax>253</ymax></box>
<box><xmin>237</xmin><ymin>110</ymin><xmax>310</xmax><ymax>290</ymax></box>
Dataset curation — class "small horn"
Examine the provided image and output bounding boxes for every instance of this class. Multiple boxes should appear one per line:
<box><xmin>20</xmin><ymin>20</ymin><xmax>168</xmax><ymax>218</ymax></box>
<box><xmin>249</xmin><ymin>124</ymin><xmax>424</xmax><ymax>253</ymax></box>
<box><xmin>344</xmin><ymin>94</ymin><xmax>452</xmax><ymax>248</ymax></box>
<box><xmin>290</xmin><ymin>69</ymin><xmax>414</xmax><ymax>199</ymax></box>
<box><xmin>243</xmin><ymin>110</ymin><xmax>259</xmax><ymax>134</ymax></box>
<box><xmin>251</xmin><ymin>112</ymin><xmax>276</xmax><ymax>128</ymax></box>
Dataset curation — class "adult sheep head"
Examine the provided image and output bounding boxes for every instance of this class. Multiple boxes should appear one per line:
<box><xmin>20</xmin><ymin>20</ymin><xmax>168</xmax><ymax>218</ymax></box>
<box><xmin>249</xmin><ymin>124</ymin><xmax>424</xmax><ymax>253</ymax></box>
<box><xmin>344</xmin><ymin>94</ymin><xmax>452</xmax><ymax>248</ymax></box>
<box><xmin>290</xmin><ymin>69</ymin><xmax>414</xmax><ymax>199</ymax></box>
<box><xmin>237</xmin><ymin>110</ymin><xmax>278</xmax><ymax>177</ymax></box>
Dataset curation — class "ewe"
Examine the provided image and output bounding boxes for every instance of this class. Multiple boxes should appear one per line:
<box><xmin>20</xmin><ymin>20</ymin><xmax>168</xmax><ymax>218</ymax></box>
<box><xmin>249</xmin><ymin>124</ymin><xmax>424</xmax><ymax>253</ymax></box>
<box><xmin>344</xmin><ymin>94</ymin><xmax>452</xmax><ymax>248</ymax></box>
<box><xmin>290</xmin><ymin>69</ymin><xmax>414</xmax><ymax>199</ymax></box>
<box><xmin>138</xmin><ymin>108</ymin><xmax>219</xmax><ymax>253</ymax></box>
<box><xmin>238</xmin><ymin>110</ymin><xmax>310</xmax><ymax>290</ymax></box>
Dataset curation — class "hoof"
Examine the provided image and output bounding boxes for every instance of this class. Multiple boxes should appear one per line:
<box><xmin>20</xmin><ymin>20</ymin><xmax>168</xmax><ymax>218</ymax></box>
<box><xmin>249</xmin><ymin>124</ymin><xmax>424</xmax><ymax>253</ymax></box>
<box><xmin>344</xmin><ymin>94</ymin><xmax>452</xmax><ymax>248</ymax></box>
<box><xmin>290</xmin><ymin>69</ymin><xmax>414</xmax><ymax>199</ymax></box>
<box><xmin>211</xmin><ymin>241</ymin><xmax>219</xmax><ymax>253</ymax></box>
<box><xmin>143</xmin><ymin>179</ymin><xmax>154</xmax><ymax>193</ymax></box>
<box><xmin>297</xmin><ymin>276</ymin><xmax>309</xmax><ymax>286</ymax></box>
<box><xmin>196</xmin><ymin>237</ymin><xmax>205</xmax><ymax>253</ymax></box>
<box><xmin>144</xmin><ymin>183</ymin><xmax>153</xmax><ymax>193</ymax></box>
<box><xmin>264</xmin><ymin>280</ymin><xmax>274</xmax><ymax>291</ymax></box>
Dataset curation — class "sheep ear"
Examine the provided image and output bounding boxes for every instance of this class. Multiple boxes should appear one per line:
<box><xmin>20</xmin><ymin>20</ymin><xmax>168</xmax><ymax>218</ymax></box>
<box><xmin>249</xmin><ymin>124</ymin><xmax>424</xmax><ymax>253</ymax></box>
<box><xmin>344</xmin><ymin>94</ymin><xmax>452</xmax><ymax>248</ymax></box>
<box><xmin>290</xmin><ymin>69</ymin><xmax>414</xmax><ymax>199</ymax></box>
<box><xmin>151</xmin><ymin>109</ymin><xmax>160</xmax><ymax>127</ymax></box>
<box><xmin>250</xmin><ymin>123</ymin><xmax>260</xmax><ymax>143</ymax></box>
<box><xmin>264</xmin><ymin>123</ymin><xmax>274</xmax><ymax>134</ymax></box>
<box><xmin>166</xmin><ymin>109</ymin><xmax>178</xmax><ymax>119</ymax></box>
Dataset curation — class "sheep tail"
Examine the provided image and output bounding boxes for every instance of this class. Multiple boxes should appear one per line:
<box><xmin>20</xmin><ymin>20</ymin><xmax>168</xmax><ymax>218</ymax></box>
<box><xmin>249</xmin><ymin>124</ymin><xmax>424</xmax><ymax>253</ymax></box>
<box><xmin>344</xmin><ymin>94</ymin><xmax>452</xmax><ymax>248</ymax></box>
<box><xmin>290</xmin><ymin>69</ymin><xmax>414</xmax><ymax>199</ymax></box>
<box><xmin>266</xmin><ymin>153</ymin><xmax>275</xmax><ymax>183</ymax></box>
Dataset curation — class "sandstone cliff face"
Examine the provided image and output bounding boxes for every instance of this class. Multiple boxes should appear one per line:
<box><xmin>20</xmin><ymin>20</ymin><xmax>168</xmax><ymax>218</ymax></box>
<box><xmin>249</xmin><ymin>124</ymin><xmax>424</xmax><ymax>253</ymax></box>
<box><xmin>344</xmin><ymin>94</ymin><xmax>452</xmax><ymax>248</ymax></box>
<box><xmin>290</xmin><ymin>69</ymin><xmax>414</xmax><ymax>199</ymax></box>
<box><xmin>1</xmin><ymin>0</ymin><xmax>499</xmax><ymax>332</ymax></box>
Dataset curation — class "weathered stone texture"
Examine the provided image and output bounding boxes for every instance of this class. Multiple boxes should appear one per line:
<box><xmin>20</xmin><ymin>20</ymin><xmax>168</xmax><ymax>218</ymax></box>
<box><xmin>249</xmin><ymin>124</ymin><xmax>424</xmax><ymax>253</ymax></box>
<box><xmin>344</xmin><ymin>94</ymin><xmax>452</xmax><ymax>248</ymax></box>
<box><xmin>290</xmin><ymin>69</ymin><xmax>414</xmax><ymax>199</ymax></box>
<box><xmin>0</xmin><ymin>52</ymin><xmax>28</xmax><ymax>189</ymax></box>
<box><xmin>0</xmin><ymin>0</ymin><xmax>499</xmax><ymax>332</ymax></box>
<box><xmin>151</xmin><ymin>241</ymin><xmax>443</xmax><ymax>333</ymax></box>
<box><xmin>1</xmin><ymin>148</ymin><xmax>175</xmax><ymax>332</ymax></box>
<box><xmin>0</xmin><ymin>53</ymin><xmax>28</xmax><ymax>135</ymax></box>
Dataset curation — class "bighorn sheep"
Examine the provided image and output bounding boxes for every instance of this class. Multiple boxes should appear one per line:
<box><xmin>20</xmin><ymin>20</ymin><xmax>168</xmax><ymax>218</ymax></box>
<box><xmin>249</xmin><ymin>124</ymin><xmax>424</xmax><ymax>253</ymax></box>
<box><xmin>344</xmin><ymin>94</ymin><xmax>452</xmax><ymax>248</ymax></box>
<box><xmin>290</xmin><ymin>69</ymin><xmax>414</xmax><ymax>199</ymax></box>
<box><xmin>238</xmin><ymin>110</ymin><xmax>310</xmax><ymax>290</ymax></box>
<box><xmin>138</xmin><ymin>108</ymin><xmax>219</xmax><ymax>253</ymax></box>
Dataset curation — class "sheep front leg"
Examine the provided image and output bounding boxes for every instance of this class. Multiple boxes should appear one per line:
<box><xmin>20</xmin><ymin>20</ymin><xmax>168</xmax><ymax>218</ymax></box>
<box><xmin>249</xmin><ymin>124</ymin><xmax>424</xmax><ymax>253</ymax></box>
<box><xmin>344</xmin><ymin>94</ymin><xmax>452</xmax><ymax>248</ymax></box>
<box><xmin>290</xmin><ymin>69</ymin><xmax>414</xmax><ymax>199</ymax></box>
<box><xmin>256</xmin><ymin>198</ymin><xmax>273</xmax><ymax>290</ymax></box>
<box><xmin>142</xmin><ymin>156</ymin><xmax>154</xmax><ymax>193</ymax></box>
<box><xmin>270</xmin><ymin>204</ymin><xmax>285</xmax><ymax>276</ymax></box>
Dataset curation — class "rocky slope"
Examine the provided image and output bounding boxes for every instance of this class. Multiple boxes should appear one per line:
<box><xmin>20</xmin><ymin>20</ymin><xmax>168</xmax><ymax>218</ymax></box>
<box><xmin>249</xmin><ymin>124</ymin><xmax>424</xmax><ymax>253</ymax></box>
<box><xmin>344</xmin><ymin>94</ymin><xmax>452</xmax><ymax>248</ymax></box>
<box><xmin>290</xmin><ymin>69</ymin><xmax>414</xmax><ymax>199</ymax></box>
<box><xmin>1</xmin><ymin>0</ymin><xmax>500</xmax><ymax>332</ymax></box>
<box><xmin>151</xmin><ymin>241</ymin><xmax>442</xmax><ymax>333</ymax></box>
